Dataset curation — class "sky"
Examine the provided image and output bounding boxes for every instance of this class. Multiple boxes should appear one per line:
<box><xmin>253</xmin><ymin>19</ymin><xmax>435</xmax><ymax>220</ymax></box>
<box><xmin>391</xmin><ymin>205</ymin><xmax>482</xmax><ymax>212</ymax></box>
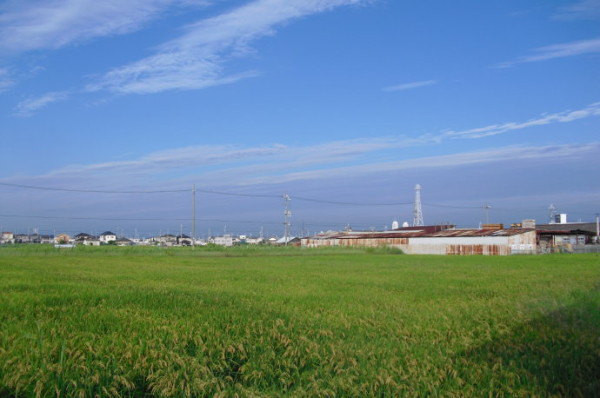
<box><xmin>0</xmin><ymin>0</ymin><xmax>599</xmax><ymax>237</ymax></box>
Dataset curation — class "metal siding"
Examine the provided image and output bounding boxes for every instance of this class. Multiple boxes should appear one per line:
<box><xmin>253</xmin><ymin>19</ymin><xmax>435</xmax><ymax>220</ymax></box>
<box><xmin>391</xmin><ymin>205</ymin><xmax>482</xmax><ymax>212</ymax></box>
<box><xmin>301</xmin><ymin>230</ymin><xmax>536</xmax><ymax>256</ymax></box>
<box><xmin>408</xmin><ymin>236</ymin><xmax>509</xmax><ymax>245</ymax></box>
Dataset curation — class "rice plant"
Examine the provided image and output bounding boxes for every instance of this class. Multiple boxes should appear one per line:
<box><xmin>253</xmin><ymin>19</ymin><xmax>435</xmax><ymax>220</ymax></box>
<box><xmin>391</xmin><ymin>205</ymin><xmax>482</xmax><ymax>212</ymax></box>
<box><xmin>0</xmin><ymin>248</ymin><xmax>598</xmax><ymax>396</ymax></box>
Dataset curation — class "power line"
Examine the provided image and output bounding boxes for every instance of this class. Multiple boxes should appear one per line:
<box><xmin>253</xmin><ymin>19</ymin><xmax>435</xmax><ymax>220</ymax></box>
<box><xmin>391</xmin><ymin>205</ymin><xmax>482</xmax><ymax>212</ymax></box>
<box><xmin>0</xmin><ymin>181</ymin><xmax>420</xmax><ymax>206</ymax></box>
<box><xmin>293</xmin><ymin>196</ymin><xmax>413</xmax><ymax>206</ymax></box>
<box><xmin>2</xmin><ymin>181</ymin><xmax>592</xmax><ymax>214</ymax></box>
<box><xmin>196</xmin><ymin>188</ymin><xmax>278</xmax><ymax>199</ymax></box>
<box><xmin>423</xmin><ymin>203</ymin><xmax>483</xmax><ymax>209</ymax></box>
<box><xmin>0</xmin><ymin>213</ymin><xmax>370</xmax><ymax>228</ymax></box>
<box><xmin>0</xmin><ymin>213</ymin><xmax>190</xmax><ymax>221</ymax></box>
<box><xmin>0</xmin><ymin>182</ymin><xmax>188</xmax><ymax>194</ymax></box>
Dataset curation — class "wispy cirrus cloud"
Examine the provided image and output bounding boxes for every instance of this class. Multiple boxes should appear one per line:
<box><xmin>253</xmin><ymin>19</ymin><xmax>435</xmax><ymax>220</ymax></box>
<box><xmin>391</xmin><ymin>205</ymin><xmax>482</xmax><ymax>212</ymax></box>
<box><xmin>0</xmin><ymin>68</ymin><xmax>14</xmax><ymax>92</ymax></box>
<box><xmin>88</xmin><ymin>0</ymin><xmax>367</xmax><ymax>94</ymax></box>
<box><xmin>382</xmin><ymin>80</ymin><xmax>437</xmax><ymax>92</ymax></box>
<box><xmin>496</xmin><ymin>37</ymin><xmax>600</xmax><ymax>68</ymax></box>
<box><xmin>0</xmin><ymin>0</ymin><xmax>211</xmax><ymax>53</ymax></box>
<box><xmin>553</xmin><ymin>0</ymin><xmax>600</xmax><ymax>20</ymax></box>
<box><xmin>444</xmin><ymin>102</ymin><xmax>600</xmax><ymax>139</ymax></box>
<box><xmin>238</xmin><ymin>142</ymin><xmax>600</xmax><ymax>185</ymax></box>
<box><xmin>31</xmin><ymin>137</ymin><xmax>415</xmax><ymax>186</ymax></box>
<box><xmin>4</xmin><ymin>101</ymin><xmax>600</xmax><ymax>188</ymax></box>
<box><xmin>3</xmin><ymin>139</ymin><xmax>598</xmax><ymax>191</ymax></box>
<box><xmin>14</xmin><ymin>91</ymin><xmax>70</xmax><ymax>117</ymax></box>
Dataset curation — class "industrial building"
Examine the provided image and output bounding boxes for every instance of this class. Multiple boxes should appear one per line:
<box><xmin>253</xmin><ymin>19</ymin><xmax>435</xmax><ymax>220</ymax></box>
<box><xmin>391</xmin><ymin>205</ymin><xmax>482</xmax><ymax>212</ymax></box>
<box><xmin>302</xmin><ymin>225</ymin><xmax>537</xmax><ymax>256</ymax></box>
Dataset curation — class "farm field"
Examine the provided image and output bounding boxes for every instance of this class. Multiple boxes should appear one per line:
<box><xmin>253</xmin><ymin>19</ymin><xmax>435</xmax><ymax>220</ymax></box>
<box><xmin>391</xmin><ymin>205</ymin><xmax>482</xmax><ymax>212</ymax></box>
<box><xmin>0</xmin><ymin>246</ymin><xmax>599</xmax><ymax>397</ymax></box>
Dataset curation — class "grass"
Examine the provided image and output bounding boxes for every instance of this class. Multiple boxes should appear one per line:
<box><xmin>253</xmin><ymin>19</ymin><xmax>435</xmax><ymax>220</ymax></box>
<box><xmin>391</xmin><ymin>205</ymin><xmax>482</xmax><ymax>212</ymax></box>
<box><xmin>0</xmin><ymin>246</ymin><xmax>598</xmax><ymax>397</ymax></box>
<box><xmin>0</xmin><ymin>244</ymin><xmax>372</xmax><ymax>258</ymax></box>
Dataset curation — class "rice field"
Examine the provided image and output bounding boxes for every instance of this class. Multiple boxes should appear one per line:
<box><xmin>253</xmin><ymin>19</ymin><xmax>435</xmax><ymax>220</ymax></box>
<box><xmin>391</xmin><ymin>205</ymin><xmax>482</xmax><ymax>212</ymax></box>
<box><xmin>0</xmin><ymin>246</ymin><xmax>599</xmax><ymax>397</ymax></box>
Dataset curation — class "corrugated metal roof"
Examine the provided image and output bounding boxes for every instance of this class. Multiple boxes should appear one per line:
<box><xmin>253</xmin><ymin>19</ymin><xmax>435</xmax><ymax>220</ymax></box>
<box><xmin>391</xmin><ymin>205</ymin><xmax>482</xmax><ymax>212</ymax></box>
<box><xmin>537</xmin><ymin>229</ymin><xmax>595</xmax><ymax>236</ymax></box>
<box><xmin>337</xmin><ymin>231</ymin><xmax>426</xmax><ymax>239</ymax></box>
<box><xmin>392</xmin><ymin>225</ymin><xmax>454</xmax><ymax>233</ymax></box>
<box><xmin>308</xmin><ymin>228</ymin><xmax>534</xmax><ymax>240</ymax></box>
<box><xmin>536</xmin><ymin>223</ymin><xmax>597</xmax><ymax>234</ymax></box>
<box><xmin>426</xmin><ymin>228</ymin><xmax>534</xmax><ymax>237</ymax></box>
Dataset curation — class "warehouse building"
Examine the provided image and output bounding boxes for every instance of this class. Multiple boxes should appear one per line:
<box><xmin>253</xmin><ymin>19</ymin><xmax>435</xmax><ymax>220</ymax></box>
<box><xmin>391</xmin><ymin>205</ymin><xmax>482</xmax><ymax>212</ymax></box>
<box><xmin>302</xmin><ymin>226</ymin><xmax>536</xmax><ymax>255</ymax></box>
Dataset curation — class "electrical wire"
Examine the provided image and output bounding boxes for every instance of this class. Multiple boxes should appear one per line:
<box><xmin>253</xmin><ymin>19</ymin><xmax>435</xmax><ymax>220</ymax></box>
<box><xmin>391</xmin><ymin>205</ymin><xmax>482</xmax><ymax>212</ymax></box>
<box><xmin>0</xmin><ymin>182</ymin><xmax>188</xmax><ymax>194</ymax></box>
<box><xmin>423</xmin><ymin>203</ymin><xmax>485</xmax><ymax>209</ymax></box>
<box><xmin>2</xmin><ymin>181</ymin><xmax>592</xmax><ymax>214</ymax></box>
<box><xmin>0</xmin><ymin>213</ymin><xmax>368</xmax><ymax>228</ymax></box>
<box><xmin>293</xmin><ymin>196</ymin><xmax>413</xmax><ymax>206</ymax></box>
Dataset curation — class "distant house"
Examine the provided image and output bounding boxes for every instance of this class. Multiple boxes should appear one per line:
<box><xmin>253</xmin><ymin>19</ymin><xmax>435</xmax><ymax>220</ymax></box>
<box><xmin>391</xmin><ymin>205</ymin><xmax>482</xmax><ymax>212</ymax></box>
<box><xmin>14</xmin><ymin>234</ymin><xmax>31</xmax><ymax>244</ymax></box>
<box><xmin>213</xmin><ymin>235</ymin><xmax>233</xmax><ymax>247</ymax></box>
<box><xmin>75</xmin><ymin>233</ymin><xmax>94</xmax><ymax>240</ymax></box>
<box><xmin>176</xmin><ymin>234</ymin><xmax>193</xmax><ymax>246</ymax></box>
<box><xmin>75</xmin><ymin>233</ymin><xmax>101</xmax><ymax>246</ymax></box>
<box><xmin>54</xmin><ymin>234</ymin><xmax>71</xmax><ymax>244</ymax></box>
<box><xmin>245</xmin><ymin>237</ymin><xmax>264</xmax><ymax>245</ymax></box>
<box><xmin>1</xmin><ymin>232</ymin><xmax>14</xmax><ymax>244</ymax></box>
<box><xmin>40</xmin><ymin>235</ymin><xmax>54</xmax><ymax>244</ymax></box>
<box><xmin>156</xmin><ymin>234</ymin><xmax>177</xmax><ymax>246</ymax></box>
<box><xmin>99</xmin><ymin>231</ymin><xmax>117</xmax><ymax>244</ymax></box>
<box><xmin>275</xmin><ymin>236</ymin><xmax>301</xmax><ymax>246</ymax></box>
<box><xmin>115</xmin><ymin>237</ymin><xmax>134</xmax><ymax>246</ymax></box>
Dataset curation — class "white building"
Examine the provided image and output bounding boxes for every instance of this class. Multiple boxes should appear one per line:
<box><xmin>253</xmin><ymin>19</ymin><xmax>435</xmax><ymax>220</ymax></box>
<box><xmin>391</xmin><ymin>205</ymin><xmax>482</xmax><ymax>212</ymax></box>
<box><xmin>99</xmin><ymin>231</ymin><xmax>117</xmax><ymax>244</ymax></box>
<box><xmin>213</xmin><ymin>235</ymin><xmax>233</xmax><ymax>247</ymax></box>
<box><xmin>1</xmin><ymin>232</ymin><xmax>14</xmax><ymax>244</ymax></box>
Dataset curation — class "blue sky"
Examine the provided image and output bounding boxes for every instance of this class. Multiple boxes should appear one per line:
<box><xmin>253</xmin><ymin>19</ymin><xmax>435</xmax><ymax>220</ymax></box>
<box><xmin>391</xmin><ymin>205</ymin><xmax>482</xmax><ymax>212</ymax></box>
<box><xmin>0</xmin><ymin>0</ymin><xmax>599</xmax><ymax>236</ymax></box>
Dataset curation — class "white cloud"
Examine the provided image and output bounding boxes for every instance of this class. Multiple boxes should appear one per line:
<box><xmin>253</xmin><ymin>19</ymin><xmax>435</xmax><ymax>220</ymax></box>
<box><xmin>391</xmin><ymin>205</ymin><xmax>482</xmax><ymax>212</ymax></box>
<box><xmin>553</xmin><ymin>0</ymin><xmax>600</xmax><ymax>20</ymax></box>
<box><xmin>444</xmin><ymin>102</ymin><xmax>600</xmax><ymax>139</ymax></box>
<box><xmin>0</xmin><ymin>0</ymin><xmax>210</xmax><ymax>52</ymax></box>
<box><xmin>5</xmin><ymin>139</ymin><xmax>597</xmax><ymax>191</ymax></box>
<box><xmin>0</xmin><ymin>68</ymin><xmax>14</xmax><ymax>92</ymax></box>
<box><xmin>382</xmin><ymin>80</ymin><xmax>437</xmax><ymax>92</ymax></box>
<box><xmin>14</xmin><ymin>91</ymin><xmax>70</xmax><ymax>117</ymax></box>
<box><xmin>238</xmin><ymin>143</ymin><xmax>600</xmax><ymax>185</ymax></box>
<box><xmin>3</xmin><ymin>101</ymin><xmax>599</xmax><ymax>186</ymax></box>
<box><xmin>88</xmin><ymin>0</ymin><xmax>366</xmax><ymax>94</ymax></box>
<box><xmin>496</xmin><ymin>37</ymin><xmax>600</xmax><ymax>68</ymax></box>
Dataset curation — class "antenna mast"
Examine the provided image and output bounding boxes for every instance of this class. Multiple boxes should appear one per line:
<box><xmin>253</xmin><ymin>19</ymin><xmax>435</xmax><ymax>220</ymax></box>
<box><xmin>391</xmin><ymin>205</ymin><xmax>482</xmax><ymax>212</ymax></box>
<box><xmin>283</xmin><ymin>194</ymin><xmax>291</xmax><ymax>245</ymax></box>
<box><xmin>548</xmin><ymin>204</ymin><xmax>557</xmax><ymax>223</ymax></box>
<box><xmin>413</xmin><ymin>184</ymin><xmax>424</xmax><ymax>226</ymax></box>
<box><xmin>192</xmin><ymin>184</ymin><xmax>196</xmax><ymax>248</ymax></box>
<box><xmin>483</xmin><ymin>203</ymin><xmax>492</xmax><ymax>224</ymax></box>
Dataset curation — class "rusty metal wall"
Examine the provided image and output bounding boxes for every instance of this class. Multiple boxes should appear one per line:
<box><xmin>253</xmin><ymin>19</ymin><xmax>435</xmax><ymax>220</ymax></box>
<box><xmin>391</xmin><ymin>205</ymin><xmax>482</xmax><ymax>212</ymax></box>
<box><xmin>301</xmin><ymin>231</ymin><xmax>537</xmax><ymax>256</ymax></box>
<box><xmin>337</xmin><ymin>237</ymin><xmax>409</xmax><ymax>247</ymax></box>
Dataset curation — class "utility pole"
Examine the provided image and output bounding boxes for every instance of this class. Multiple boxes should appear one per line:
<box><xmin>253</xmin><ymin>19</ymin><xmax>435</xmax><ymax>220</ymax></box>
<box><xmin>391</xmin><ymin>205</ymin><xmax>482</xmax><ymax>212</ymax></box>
<box><xmin>192</xmin><ymin>184</ymin><xmax>196</xmax><ymax>248</ymax></box>
<box><xmin>483</xmin><ymin>203</ymin><xmax>492</xmax><ymax>225</ymax></box>
<box><xmin>413</xmin><ymin>184</ymin><xmax>424</xmax><ymax>227</ymax></box>
<box><xmin>283</xmin><ymin>194</ymin><xmax>291</xmax><ymax>246</ymax></box>
<box><xmin>596</xmin><ymin>213</ymin><xmax>599</xmax><ymax>243</ymax></box>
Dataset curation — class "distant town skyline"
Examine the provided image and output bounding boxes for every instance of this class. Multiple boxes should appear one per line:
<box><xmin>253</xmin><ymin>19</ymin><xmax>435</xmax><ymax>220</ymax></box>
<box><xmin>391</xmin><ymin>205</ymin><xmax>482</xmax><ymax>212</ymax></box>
<box><xmin>1</xmin><ymin>0</ymin><xmax>599</xmax><ymax>233</ymax></box>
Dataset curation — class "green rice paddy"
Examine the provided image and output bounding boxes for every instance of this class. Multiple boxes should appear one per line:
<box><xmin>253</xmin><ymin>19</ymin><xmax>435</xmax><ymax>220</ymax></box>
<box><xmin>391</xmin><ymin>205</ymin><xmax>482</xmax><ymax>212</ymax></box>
<box><xmin>0</xmin><ymin>246</ymin><xmax>598</xmax><ymax>396</ymax></box>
